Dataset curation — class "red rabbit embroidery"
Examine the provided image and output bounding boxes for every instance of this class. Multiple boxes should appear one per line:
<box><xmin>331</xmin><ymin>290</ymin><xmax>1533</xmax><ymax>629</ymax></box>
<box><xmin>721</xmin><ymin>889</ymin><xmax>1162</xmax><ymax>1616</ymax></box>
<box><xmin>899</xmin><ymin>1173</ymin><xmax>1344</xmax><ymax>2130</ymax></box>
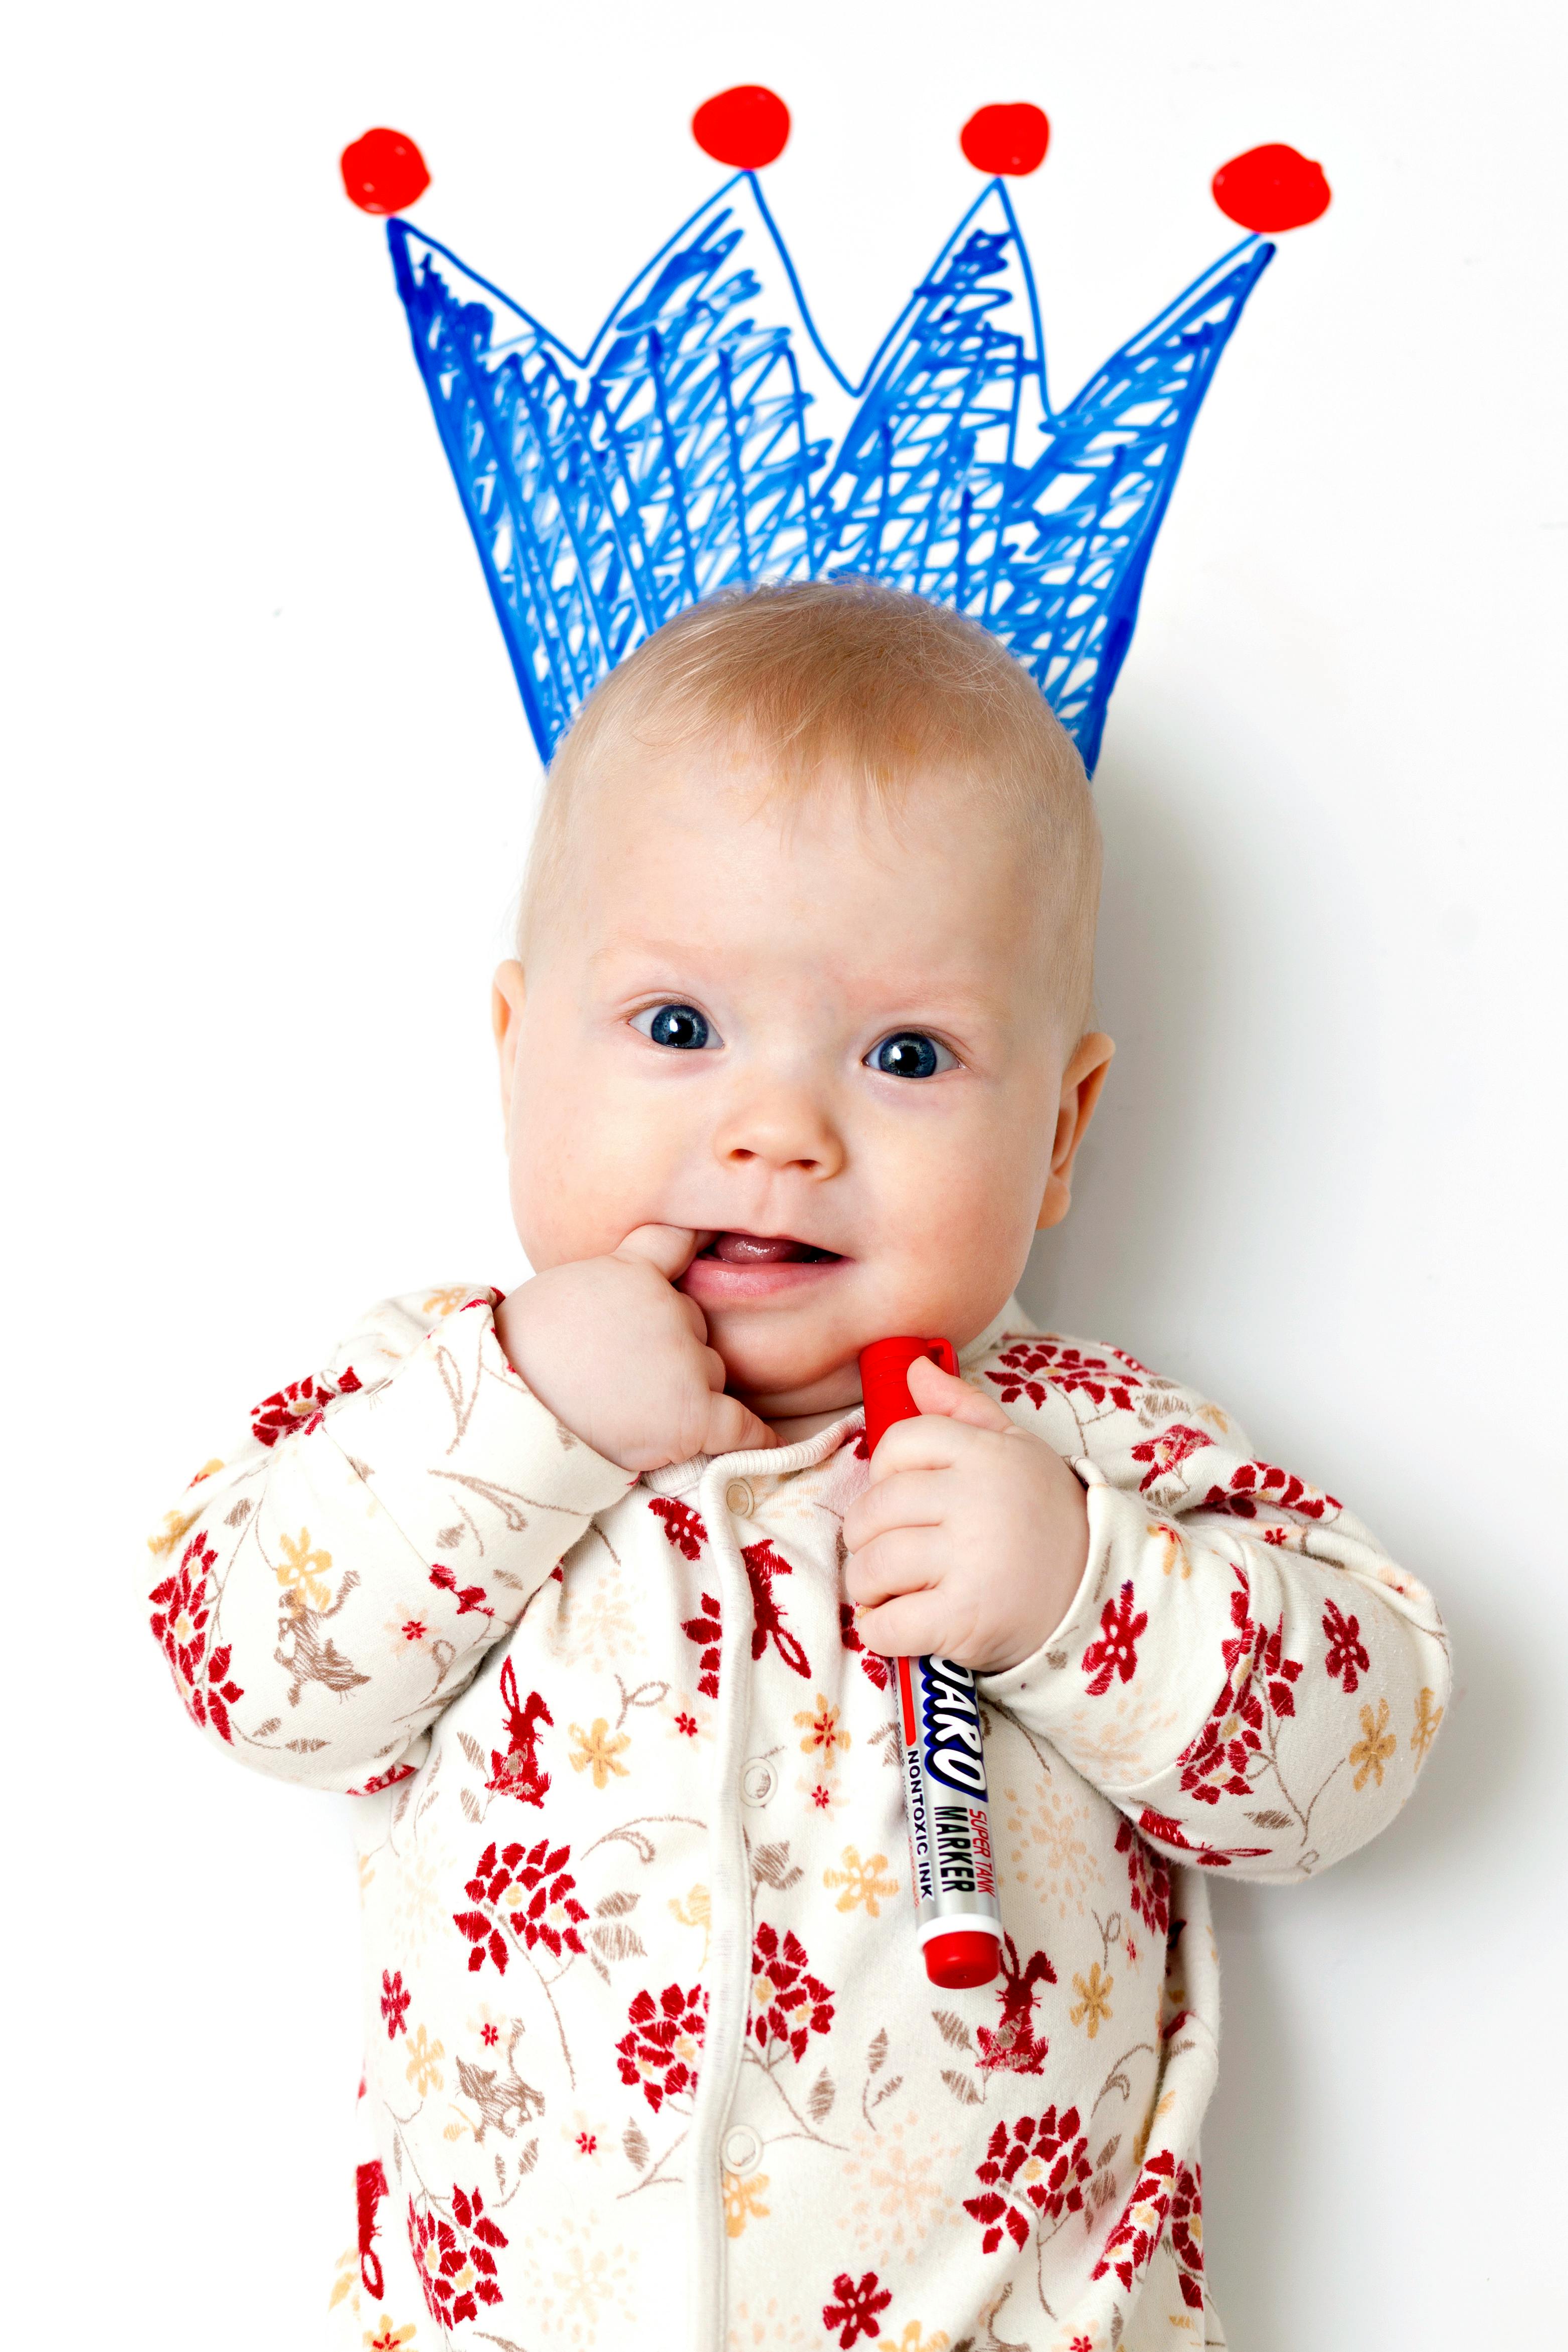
<box><xmin>486</xmin><ymin>1656</ymin><xmax>552</xmax><ymax>1805</ymax></box>
<box><xmin>976</xmin><ymin>1935</ymin><xmax>1057</xmax><ymax>2074</ymax></box>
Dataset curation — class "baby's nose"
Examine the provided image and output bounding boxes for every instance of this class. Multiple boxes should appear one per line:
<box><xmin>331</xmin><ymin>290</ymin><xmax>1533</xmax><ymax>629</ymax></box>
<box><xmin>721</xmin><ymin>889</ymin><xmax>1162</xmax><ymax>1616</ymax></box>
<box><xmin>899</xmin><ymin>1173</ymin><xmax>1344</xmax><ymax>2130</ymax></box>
<box><xmin>714</xmin><ymin>1085</ymin><xmax>845</xmax><ymax>1177</ymax></box>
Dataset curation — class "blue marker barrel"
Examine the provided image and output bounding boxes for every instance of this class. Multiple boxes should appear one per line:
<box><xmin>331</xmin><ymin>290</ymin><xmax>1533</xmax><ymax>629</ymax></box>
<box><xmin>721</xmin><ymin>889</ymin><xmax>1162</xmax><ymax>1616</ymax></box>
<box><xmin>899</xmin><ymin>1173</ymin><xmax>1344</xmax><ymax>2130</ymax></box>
<box><xmin>859</xmin><ymin>1338</ymin><xmax>1003</xmax><ymax>1990</ymax></box>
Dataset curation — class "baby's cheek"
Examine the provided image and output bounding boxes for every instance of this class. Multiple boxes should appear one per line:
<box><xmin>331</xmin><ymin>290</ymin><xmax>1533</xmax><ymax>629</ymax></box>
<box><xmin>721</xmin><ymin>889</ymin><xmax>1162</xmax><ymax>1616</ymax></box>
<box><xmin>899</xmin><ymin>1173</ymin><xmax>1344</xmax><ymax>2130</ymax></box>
<box><xmin>507</xmin><ymin>1069</ymin><xmax>683</xmax><ymax>1268</ymax></box>
<box><xmin>880</xmin><ymin>1157</ymin><xmax>1037</xmax><ymax>1330</ymax></box>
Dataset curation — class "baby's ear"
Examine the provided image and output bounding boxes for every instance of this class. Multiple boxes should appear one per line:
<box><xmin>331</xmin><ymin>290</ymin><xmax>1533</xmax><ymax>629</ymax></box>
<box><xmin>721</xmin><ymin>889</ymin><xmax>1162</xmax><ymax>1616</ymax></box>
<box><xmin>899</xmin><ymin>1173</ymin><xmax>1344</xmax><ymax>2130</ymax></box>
<box><xmin>1037</xmin><ymin>1032</ymin><xmax>1115</xmax><ymax>1230</ymax></box>
<box><xmin>492</xmin><ymin>961</ymin><xmax>528</xmax><ymax>1129</ymax></box>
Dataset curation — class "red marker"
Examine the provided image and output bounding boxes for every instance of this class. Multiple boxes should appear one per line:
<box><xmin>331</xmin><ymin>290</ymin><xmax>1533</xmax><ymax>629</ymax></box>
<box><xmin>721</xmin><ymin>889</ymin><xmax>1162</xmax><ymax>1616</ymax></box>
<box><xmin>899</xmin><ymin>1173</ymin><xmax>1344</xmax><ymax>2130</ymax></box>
<box><xmin>859</xmin><ymin>1338</ymin><xmax>1003</xmax><ymax>1990</ymax></box>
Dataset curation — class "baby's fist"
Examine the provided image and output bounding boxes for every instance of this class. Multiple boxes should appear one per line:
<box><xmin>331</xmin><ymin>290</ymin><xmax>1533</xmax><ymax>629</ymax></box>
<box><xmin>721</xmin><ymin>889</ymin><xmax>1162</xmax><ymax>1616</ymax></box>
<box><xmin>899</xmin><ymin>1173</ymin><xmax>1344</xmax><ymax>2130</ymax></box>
<box><xmin>494</xmin><ymin>1227</ymin><xmax>777</xmax><ymax>1472</ymax></box>
<box><xmin>842</xmin><ymin>1356</ymin><xmax>1089</xmax><ymax>1673</ymax></box>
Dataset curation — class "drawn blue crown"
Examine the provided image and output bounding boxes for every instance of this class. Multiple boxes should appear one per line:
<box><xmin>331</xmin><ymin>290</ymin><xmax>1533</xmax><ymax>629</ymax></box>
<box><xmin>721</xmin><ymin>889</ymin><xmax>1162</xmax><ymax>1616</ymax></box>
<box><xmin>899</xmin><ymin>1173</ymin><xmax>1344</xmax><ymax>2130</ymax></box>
<box><xmin>387</xmin><ymin>169</ymin><xmax>1277</xmax><ymax>773</ymax></box>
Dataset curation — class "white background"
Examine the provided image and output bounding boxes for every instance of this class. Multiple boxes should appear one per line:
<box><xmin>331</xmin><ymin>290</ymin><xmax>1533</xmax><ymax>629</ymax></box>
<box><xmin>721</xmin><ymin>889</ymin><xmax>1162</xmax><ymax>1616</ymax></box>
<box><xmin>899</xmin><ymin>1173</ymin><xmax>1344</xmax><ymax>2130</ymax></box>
<box><xmin>5</xmin><ymin>1</ymin><xmax>1564</xmax><ymax>2341</ymax></box>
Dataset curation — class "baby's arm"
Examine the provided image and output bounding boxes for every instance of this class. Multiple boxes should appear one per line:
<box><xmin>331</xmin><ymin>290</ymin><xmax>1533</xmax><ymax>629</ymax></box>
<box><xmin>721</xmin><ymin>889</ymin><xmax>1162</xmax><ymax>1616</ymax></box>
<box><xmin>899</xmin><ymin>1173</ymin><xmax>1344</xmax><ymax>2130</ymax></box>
<box><xmin>146</xmin><ymin>1287</ymin><xmax>633</xmax><ymax>1793</ymax></box>
<box><xmin>843</xmin><ymin>1357</ymin><xmax>1449</xmax><ymax>1880</ymax></box>
<box><xmin>979</xmin><ymin>1403</ymin><xmax>1451</xmax><ymax>1882</ymax></box>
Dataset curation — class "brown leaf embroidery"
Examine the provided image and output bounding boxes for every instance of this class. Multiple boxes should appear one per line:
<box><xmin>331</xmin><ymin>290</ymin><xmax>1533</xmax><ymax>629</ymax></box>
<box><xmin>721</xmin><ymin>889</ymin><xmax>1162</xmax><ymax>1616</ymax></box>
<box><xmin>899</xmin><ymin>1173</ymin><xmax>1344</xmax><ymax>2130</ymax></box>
<box><xmin>1247</xmin><ymin>1808</ymin><xmax>1293</xmax><ymax>1829</ymax></box>
<box><xmin>623</xmin><ymin>2119</ymin><xmax>651</xmax><ymax>2171</ymax></box>
<box><xmin>459</xmin><ymin>1788</ymin><xmax>483</xmax><ymax>1823</ymax></box>
<box><xmin>591</xmin><ymin>1922</ymin><xmax>647</xmax><ymax>1962</ymax></box>
<box><xmin>596</xmin><ymin>1891</ymin><xmax>640</xmax><ymax>1917</ymax></box>
<box><xmin>806</xmin><ymin>2069</ymin><xmax>835</xmax><ymax>2122</ymax></box>
<box><xmin>457</xmin><ymin>1732</ymin><xmax>487</xmax><ymax>1772</ymax></box>
<box><xmin>932</xmin><ymin>2008</ymin><xmax>975</xmax><ymax>2052</ymax></box>
<box><xmin>866</xmin><ymin>2028</ymin><xmax>888</xmax><ymax>2076</ymax></box>
<box><xmin>253</xmin><ymin>1718</ymin><xmax>281</xmax><ymax>1739</ymax></box>
<box><xmin>941</xmin><ymin>2068</ymin><xmax>983</xmax><ymax>2106</ymax></box>
<box><xmin>753</xmin><ymin>1840</ymin><xmax>804</xmax><ymax>1892</ymax></box>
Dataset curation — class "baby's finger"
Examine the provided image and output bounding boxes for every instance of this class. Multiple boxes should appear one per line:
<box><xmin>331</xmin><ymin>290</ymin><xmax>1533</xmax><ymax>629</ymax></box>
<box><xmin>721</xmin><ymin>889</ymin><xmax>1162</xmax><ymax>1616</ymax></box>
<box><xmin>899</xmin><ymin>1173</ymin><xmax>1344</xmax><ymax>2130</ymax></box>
<box><xmin>842</xmin><ymin>1526</ymin><xmax>946</xmax><ymax>1608</ymax></box>
<box><xmin>842</xmin><ymin>1467</ymin><xmax>948</xmax><ymax>1553</ymax></box>
<box><xmin>703</xmin><ymin>1391</ymin><xmax>779</xmax><ymax>1456</ymax></box>
<box><xmin>852</xmin><ymin>1592</ymin><xmax>963</xmax><ymax>1661</ymax></box>
<box><xmin>905</xmin><ymin>1353</ymin><xmax>1013</xmax><ymax>1433</ymax></box>
<box><xmin>863</xmin><ymin>1410</ymin><xmax>987</xmax><ymax>1481</ymax></box>
<box><xmin>615</xmin><ymin>1224</ymin><xmax>703</xmax><ymax>1281</ymax></box>
<box><xmin>676</xmin><ymin>1290</ymin><xmax>710</xmax><ymax>1345</ymax></box>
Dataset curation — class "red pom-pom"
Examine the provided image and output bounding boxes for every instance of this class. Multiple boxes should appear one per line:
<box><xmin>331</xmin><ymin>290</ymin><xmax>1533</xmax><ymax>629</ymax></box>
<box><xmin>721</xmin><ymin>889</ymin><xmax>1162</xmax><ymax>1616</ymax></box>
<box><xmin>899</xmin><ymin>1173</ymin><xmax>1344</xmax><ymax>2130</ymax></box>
<box><xmin>1211</xmin><ymin>143</ymin><xmax>1331</xmax><ymax>233</ymax></box>
<box><xmin>960</xmin><ymin>103</ymin><xmax>1050</xmax><ymax>178</ymax></box>
<box><xmin>340</xmin><ymin>127</ymin><xmax>430</xmax><ymax>216</ymax></box>
<box><xmin>691</xmin><ymin>86</ymin><xmax>790</xmax><ymax>170</ymax></box>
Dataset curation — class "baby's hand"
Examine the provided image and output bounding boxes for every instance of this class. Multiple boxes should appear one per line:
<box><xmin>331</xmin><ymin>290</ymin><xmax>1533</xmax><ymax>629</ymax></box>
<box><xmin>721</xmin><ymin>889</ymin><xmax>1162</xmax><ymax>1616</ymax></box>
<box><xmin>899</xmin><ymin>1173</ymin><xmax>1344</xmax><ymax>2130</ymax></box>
<box><xmin>493</xmin><ymin>1226</ymin><xmax>777</xmax><ymax>1473</ymax></box>
<box><xmin>842</xmin><ymin>1355</ymin><xmax>1089</xmax><ymax>1673</ymax></box>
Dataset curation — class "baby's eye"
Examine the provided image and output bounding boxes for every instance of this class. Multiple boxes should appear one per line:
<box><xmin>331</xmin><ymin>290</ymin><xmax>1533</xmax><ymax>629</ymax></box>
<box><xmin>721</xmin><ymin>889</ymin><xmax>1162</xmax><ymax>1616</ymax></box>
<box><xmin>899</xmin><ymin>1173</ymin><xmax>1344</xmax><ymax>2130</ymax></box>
<box><xmin>865</xmin><ymin>1031</ymin><xmax>957</xmax><ymax>1080</ymax></box>
<box><xmin>631</xmin><ymin>1002</ymin><xmax>722</xmax><ymax>1052</ymax></box>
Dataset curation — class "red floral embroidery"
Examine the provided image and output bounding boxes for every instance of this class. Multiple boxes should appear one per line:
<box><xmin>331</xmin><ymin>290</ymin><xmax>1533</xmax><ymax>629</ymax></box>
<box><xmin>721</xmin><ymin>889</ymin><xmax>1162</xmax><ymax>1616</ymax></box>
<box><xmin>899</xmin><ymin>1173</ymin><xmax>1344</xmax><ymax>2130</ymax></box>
<box><xmin>1081</xmin><ymin>1581</ymin><xmax>1148</xmax><ymax>1696</ymax></box>
<box><xmin>1092</xmin><ymin>2147</ymin><xmax>1176</xmax><ymax>2293</ymax></box>
<box><xmin>148</xmin><ymin>1534</ymin><xmax>243</xmax><ymax>1742</ymax></box>
<box><xmin>430</xmin><ymin>1563</ymin><xmax>493</xmax><ymax>1619</ymax></box>
<box><xmin>1197</xmin><ymin>1458</ymin><xmax>1339</xmax><ymax>1521</ymax></box>
<box><xmin>976</xmin><ymin>1936</ymin><xmax>1056</xmax><ymax>2074</ymax></box>
<box><xmin>1129</xmin><ymin>1422</ymin><xmax>1212</xmax><ymax>1493</ymax></box>
<box><xmin>349</xmin><ymin>1763</ymin><xmax>416</xmax><ymax>1796</ymax></box>
<box><xmin>1136</xmin><ymin>1808</ymin><xmax>1269</xmax><ymax>1867</ymax></box>
<box><xmin>407</xmin><ymin>2186</ymin><xmax>506</xmax><ymax>2326</ymax></box>
<box><xmin>839</xmin><ymin>1599</ymin><xmax>890</xmax><ymax>1690</ymax></box>
<box><xmin>650</xmin><ymin>1496</ymin><xmax>707</xmax><ymax>1558</ymax></box>
<box><xmin>1115</xmin><ymin>1817</ymin><xmax>1171</xmax><ymax>1937</ymax></box>
<box><xmin>1321</xmin><ymin>1600</ymin><xmax>1369</xmax><ymax>1694</ymax></box>
<box><xmin>963</xmin><ymin>2106</ymin><xmax>1091</xmax><ymax>2252</ymax></box>
<box><xmin>453</xmin><ymin>1838</ymin><xmax>587</xmax><ymax>1974</ymax></box>
<box><xmin>1169</xmin><ymin>2160</ymin><xmax>1205</xmax><ymax>2309</ymax></box>
<box><xmin>822</xmin><ymin>2271</ymin><xmax>893</xmax><ymax>2347</ymax></box>
<box><xmin>356</xmin><ymin>2158</ymin><xmax>388</xmax><ymax>2297</ymax></box>
<box><xmin>615</xmin><ymin>1981</ymin><xmax>708</xmax><ymax>2111</ymax></box>
<box><xmin>486</xmin><ymin>1656</ymin><xmax>552</xmax><ymax>1805</ymax></box>
<box><xmin>249</xmin><ymin>1368</ymin><xmax>361</xmax><ymax>1448</ymax></box>
<box><xmin>1175</xmin><ymin>1566</ymin><xmax>1302</xmax><ymax>1806</ymax></box>
<box><xmin>149</xmin><ymin>1535</ymin><xmax>212</xmax><ymax>1694</ymax></box>
<box><xmin>986</xmin><ymin>1339</ymin><xmax>1141</xmax><ymax>1415</ymax></box>
<box><xmin>750</xmin><ymin>1922</ymin><xmax>834</xmax><ymax>2061</ymax></box>
<box><xmin>380</xmin><ymin>1970</ymin><xmax>410</xmax><ymax>2039</ymax></box>
<box><xmin>680</xmin><ymin>1593</ymin><xmax>723</xmax><ymax>1699</ymax></box>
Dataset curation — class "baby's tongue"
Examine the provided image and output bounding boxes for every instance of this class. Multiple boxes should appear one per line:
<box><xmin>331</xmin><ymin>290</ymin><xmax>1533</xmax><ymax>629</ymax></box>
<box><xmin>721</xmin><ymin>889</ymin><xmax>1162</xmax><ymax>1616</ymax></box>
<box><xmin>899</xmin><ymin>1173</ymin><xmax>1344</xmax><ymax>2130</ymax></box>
<box><xmin>711</xmin><ymin>1232</ymin><xmax>806</xmax><ymax>1264</ymax></box>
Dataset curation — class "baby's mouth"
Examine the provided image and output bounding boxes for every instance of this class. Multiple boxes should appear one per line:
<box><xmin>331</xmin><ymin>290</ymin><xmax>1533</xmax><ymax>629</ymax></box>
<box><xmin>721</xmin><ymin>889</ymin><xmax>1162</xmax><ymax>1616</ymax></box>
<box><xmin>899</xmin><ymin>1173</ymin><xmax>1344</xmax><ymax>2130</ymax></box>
<box><xmin>700</xmin><ymin>1232</ymin><xmax>841</xmax><ymax>1265</ymax></box>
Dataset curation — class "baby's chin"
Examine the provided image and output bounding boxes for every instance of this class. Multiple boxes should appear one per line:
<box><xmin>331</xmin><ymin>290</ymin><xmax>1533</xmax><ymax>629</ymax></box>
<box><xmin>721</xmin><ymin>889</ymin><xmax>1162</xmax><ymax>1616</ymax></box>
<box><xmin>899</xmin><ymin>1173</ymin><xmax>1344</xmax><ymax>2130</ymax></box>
<box><xmin>700</xmin><ymin>1279</ymin><xmax>997</xmax><ymax>1422</ymax></box>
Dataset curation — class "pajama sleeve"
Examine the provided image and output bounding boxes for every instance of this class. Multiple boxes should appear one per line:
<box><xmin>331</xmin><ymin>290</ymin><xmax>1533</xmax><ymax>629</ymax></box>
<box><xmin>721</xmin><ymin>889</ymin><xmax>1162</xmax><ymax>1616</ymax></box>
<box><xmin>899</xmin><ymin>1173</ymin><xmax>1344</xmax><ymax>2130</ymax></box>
<box><xmin>144</xmin><ymin>1286</ymin><xmax>634</xmax><ymax>1795</ymax></box>
<box><xmin>977</xmin><ymin>1375</ymin><xmax>1451</xmax><ymax>1883</ymax></box>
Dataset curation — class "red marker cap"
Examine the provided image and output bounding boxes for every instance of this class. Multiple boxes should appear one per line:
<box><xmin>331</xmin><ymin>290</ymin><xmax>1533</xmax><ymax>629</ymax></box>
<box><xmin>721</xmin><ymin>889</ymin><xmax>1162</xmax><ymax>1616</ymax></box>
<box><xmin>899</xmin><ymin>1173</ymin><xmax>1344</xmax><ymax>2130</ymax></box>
<box><xmin>859</xmin><ymin>1335</ymin><xmax>959</xmax><ymax>1453</ymax></box>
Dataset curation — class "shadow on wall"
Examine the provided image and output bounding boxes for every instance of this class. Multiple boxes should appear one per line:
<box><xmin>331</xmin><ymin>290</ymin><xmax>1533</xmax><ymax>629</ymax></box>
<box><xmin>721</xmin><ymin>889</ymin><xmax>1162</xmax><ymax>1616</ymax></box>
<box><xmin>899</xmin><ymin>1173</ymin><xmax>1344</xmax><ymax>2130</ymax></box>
<box><xmin>1015</xmin><ymin>740</ymin><xmax>1520</xmax><ymax>2344</ymax></box>
<box><xmin>1016</xmin><ymin>730</ymin><xmax>1235</xmax><ymax>1360</ymax></box>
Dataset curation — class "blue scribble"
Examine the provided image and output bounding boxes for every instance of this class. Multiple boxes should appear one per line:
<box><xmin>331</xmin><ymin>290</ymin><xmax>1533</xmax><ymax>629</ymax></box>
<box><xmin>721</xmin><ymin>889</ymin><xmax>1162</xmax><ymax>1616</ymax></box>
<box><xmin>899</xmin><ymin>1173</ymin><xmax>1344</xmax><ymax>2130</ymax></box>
<box><xmin>388</xmin><ymin>174</ymin><xmax>1273</xmax><ymax>773</ymax></box>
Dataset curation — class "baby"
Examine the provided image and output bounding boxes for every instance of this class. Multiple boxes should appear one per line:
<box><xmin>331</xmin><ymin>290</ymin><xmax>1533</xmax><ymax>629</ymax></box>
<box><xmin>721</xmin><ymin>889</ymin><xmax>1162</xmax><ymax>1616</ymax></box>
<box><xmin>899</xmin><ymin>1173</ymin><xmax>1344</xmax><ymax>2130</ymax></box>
<box><xmin>149</xmin><ymin>582</ymin><xmax>1449</xmax><ymax>2351</ymax></box>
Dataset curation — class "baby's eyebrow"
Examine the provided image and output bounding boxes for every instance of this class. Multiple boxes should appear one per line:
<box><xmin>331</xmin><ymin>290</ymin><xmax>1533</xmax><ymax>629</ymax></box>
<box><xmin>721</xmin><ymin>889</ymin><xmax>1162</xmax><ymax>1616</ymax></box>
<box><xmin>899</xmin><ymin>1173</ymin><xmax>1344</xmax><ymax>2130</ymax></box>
<box><xmin>586</xmin><ymin>937</ymin><xmax>699</xmax><ymax>973</ymax></box>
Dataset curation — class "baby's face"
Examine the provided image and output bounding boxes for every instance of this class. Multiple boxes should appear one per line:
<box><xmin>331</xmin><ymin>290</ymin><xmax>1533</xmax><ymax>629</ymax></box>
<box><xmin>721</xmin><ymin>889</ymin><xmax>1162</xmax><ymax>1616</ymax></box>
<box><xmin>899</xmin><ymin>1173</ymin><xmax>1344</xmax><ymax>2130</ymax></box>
<box><xmin>496</xmin><ymin>742</ymin><xmax>1107</xmax><ymax>1419</ymax></box>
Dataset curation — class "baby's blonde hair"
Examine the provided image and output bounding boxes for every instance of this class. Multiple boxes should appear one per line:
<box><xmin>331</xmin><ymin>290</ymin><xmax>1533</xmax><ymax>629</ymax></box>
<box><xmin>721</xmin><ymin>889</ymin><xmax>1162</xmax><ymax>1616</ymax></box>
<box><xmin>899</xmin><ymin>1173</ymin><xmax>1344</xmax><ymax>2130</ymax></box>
<box><xmin>520</xmin><ymin>579</ymin><xmax>1102</xmax><ymax>1030</ymax></box>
